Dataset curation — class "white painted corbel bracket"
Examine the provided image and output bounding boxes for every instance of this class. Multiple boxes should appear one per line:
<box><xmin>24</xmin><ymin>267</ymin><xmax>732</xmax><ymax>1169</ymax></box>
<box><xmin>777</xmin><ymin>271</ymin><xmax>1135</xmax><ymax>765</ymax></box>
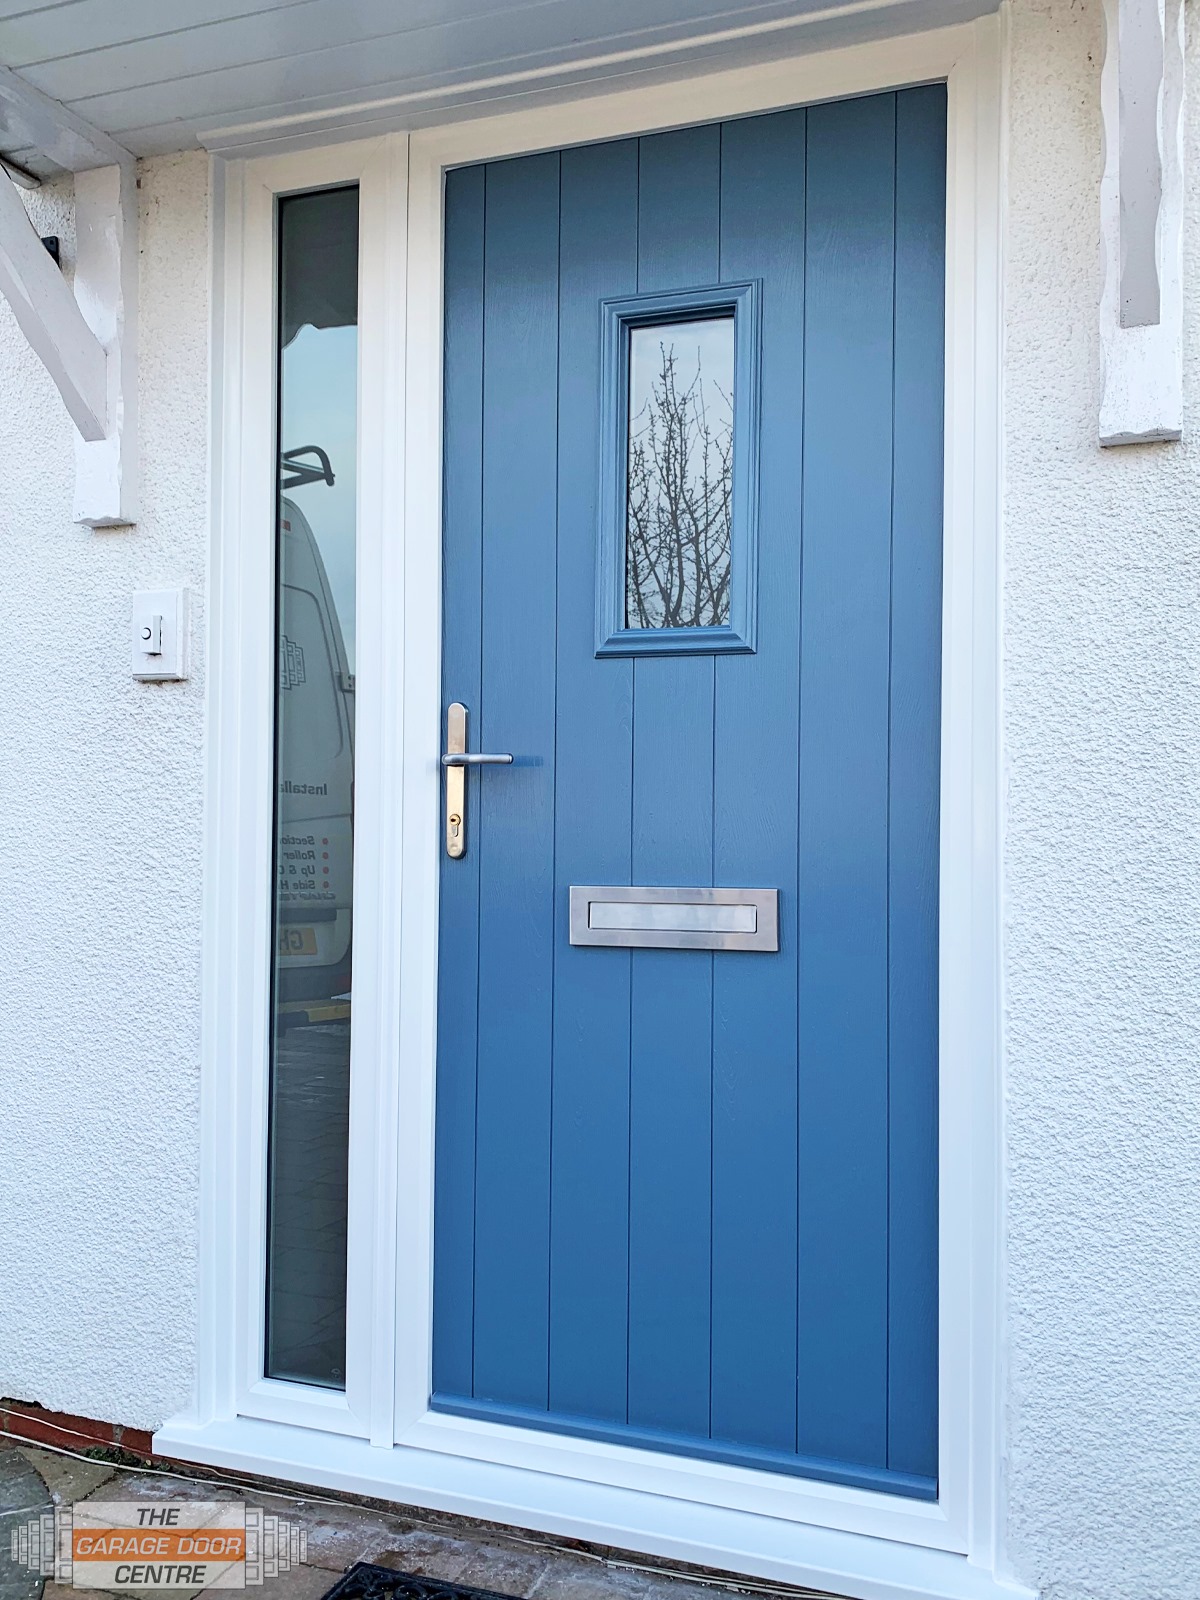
<box><xmin>0</xmin><ymin>169</ymin><xmax>107</xmax><ymax>437</ymax></box>
<box><xmin>1099</xmin><ymin>0</ymin><xmax>1185</xmax><ymax>446</ymax></box>
<box><xmin>72</xmin><ymin>163</ymin><xmax>139</xmax><ymax>526</ymax></box>
<box><xmin>0</xmin><ymin>161</ymin><xmax>138</xmax><ymax>524</ymax></box>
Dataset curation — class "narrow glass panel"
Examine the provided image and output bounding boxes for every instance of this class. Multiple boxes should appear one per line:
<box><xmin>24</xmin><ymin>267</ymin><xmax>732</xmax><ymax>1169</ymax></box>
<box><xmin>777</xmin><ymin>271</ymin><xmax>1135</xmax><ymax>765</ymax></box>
<box><xmin>265</xmin><ymin>186</ymin><xmax>359</xmax><ymax>1388</ymax></box>
<box><xmin>625</xmin><ymin>314</ymin><xmax>735</xmax><ymax>629</ymax></box>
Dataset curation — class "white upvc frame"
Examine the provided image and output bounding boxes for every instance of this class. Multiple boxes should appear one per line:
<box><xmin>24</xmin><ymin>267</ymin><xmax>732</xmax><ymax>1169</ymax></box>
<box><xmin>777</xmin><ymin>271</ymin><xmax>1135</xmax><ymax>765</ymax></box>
<box><xmin>160</xmin><ymin>15</ymin><xmax>1025</xmax><ymax>1600</ymax></box>
<box><xmin>191</xmin><ymin>132</ymin><xmax>410</xmax><ymax>1446</ymax></box>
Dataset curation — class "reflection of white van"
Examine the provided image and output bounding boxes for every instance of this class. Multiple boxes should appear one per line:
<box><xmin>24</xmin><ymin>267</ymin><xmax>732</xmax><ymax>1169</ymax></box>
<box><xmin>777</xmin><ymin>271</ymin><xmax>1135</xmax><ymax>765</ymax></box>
<box><xmin>274</xmin><ymin>494</ymin><xmax>355</xmax><ymax>1002</ymax></box>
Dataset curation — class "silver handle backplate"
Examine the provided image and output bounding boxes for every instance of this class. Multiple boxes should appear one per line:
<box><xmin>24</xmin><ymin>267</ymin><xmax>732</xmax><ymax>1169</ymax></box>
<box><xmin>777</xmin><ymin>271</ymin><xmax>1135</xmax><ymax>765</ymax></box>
<box><xmin>443</xmin><ymin>702</ymin><xmax>513</xmax><ymax>857</ymax></box>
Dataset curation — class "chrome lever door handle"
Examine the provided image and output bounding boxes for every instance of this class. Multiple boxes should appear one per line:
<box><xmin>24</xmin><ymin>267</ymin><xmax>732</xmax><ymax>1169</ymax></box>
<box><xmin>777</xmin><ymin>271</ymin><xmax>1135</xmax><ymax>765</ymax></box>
<box><xmin>443</xmin><ymin>702</ymin><xmax>513</xmax><ymax>858</ymax></box>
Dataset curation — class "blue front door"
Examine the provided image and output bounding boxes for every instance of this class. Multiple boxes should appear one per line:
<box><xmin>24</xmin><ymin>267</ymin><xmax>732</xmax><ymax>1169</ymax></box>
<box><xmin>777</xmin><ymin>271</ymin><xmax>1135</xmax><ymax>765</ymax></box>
<box><xmin>434</xmin><ymin>88</ymin><xmax>945</xmax><ymax>1500</ymax></box>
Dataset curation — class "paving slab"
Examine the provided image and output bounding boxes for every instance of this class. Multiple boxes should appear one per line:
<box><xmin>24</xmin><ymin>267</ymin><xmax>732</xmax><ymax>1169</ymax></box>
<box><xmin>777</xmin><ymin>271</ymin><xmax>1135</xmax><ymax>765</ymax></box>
<box><xmin>41</xmin><ymin>1584</ymin><xmax>205</xmax><ymax>1600</ymax></box>
<box><xmin>79</xmin><ymin>1471</ymin><xmax>243</xmax><ymax>1506</ymax></box>
<box><xmin>19</xmin><ymin>1448</ymin><xmax>116</xmax><ymax>1506</ymax></box>
<box><xmin>200</xmin><ymin>1562</ymin><xmax>332</xmax><ymax>1600</ymax></box>
<box><xmin>0</xmin><ymin>1446</ymin><xmax>50</xmax><ymax>1600</ymax></box>
<box><xmin>530</xmin><ymin>1560</ymin><xmax>658</xmax><ymax>1600</ymax></box>
<box><xmin>370</xmin><ymin>1529</ymin><xmax>482</xmax><ymax>1584</ymax></box>
<box><xmin>292</xmin><ymin>1505</ymin><xmax>424</xmax><ymax>1575</ymax></box>
<box><xmin>452</xmin><ymin>1542</ymin><xmax>552</xmax><ymax>1596</ymax></box>
<box><xmin>61</xmin><ymin>1464</ymin><xmax>241</xmax><ymax>1599</ymax></box>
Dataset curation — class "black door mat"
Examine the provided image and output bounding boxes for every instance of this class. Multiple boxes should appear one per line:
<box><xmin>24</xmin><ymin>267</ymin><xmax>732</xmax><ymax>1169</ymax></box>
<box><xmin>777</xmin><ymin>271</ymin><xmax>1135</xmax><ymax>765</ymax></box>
<box><xmin>320</xmin><ymin>1563</ymin><xmax>845</xmax><ymax>1600</ymax></box>
<box><xmin>320</xmin><ymin>1568</ymin><xmax>532</xmax><ymax>1600</ymax></box>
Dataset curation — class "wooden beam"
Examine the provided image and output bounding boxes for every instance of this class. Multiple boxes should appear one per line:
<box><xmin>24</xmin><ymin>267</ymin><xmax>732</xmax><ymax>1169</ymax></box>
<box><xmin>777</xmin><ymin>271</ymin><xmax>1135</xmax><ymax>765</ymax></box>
<box><xmin>1099</xmin><ymin>0</ymin><xmax>1185</xmax><ymax>445</ymax></box>
<box><xmin>0</xmin><ymin>170</ymin><xmax>107</xmax><ymax>440</ymax></box>
<box><xmin>73</xmin><ymin>162</ymin><xmax>139</xmax><ymax>526</ymax></box>
<box><xmin>1117</xmin><ymin>0</ymin><xmax>1164</xmax><ymax>327</ymax></box>
<box><xmin>0</xmin><ymin>59</ymin><xmax>140</xmax><ymax>523</ymax></box>
<box><xmin>0</xmin><ymin>60</ymin><xmax>131</xmax><ymax>173</ymax></box>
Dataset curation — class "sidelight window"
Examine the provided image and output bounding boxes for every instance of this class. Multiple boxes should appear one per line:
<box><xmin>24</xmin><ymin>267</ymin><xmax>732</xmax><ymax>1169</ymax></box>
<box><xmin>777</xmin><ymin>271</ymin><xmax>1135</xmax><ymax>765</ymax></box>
<box><xmin>265</xmin><ymin>185</ymin><xmax>359</xmax><ymax>1389</ymax></box>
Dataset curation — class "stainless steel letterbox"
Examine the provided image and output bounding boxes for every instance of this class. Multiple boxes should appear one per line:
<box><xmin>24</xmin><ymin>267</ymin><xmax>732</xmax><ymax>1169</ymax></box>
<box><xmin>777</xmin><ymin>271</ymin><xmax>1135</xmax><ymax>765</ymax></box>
<box><xmin>568</xmin><ymin>886</ymin><xmax>779</xmax><ymax>952</ymax></box>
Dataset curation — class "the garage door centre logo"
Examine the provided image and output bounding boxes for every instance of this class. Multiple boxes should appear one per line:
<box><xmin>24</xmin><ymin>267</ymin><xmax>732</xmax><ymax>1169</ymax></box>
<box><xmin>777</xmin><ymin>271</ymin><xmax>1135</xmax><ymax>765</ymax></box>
<box><xmin>10</xmin><ymin>1500</ymin><xmax>307</xmax><ymax>1589</ymax></box>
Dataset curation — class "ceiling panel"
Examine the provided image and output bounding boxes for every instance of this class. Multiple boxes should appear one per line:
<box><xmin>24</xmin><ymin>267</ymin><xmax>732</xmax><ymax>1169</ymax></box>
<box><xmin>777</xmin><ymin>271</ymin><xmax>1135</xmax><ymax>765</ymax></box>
<box><xmin>53</xmin><ymin>0</ymin><xmax>849</xmax><ymax>129</ymax></box>
<box><xmin>103</xmin><ymin>119</ymin><xmax>199</xmax><ymax>155</ymax></box>
<box><xmin>0</xmin><ymin>1</ymin><xmax>89</xmax><ymax>20</ymax></box>
<box><xmin>0</xmin><ymin>0</ymin><xmax>297</xmax><ymax>66</ymax></box>
<box><xmin>15</xmin><ymin>0</ymin><xmax>546</xmax><ymax>100</ymax></box>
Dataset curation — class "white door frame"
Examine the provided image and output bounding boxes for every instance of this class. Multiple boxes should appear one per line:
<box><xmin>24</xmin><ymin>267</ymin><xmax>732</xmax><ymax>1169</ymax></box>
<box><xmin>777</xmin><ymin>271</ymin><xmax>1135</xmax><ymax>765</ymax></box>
<box><xmin>159</xmin><ymin>16</ymin><xmax>1025</xmax><ymax>1600</ymax></box>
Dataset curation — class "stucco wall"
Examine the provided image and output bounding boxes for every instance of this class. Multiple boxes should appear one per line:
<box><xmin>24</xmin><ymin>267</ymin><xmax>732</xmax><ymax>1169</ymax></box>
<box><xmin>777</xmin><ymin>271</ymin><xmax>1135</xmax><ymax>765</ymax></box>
<box><xmin>1003</xmin><ymin>0</ymin><xmax>1200</xmax><ymax>1596</ymax></box>
<box><xmin>0</xmin><ymin>152</ymin><xmax>209</xmax><ymax>1430</ymax></box>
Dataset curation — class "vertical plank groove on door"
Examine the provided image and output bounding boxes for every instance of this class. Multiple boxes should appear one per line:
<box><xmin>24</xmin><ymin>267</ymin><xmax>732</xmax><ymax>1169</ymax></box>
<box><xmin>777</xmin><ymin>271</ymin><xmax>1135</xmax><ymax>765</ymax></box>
<box><xmin>549</xmin><ymin>138</ymin><xmax>639</xmax><ymax>1423</ymax></box>
<box><xmin>433</xmin><ymin>163</ymin><xmax>486</xmax><ymax>1399</ymax></box>
<box><xmin>472</xmin><ymin>151</ymin><xmax>561</xmax><ymax>1409</ymax></box>
<box><xmin>887</xmin><ymin>83</ymin><xmax>946</xmax><ymax>1481</ymax></box>
<box><xmin>797</xmin><ymin>92</ymin><xmax>897</xmax><ymax>1470</ymax></box>
<box><xmin>627</xmin><ymin>123</ymin><xmax>720</xmax><ymax>1438</ymax></box>
<box><xmin>710</xmin><ymin>108</ymin><xmax>806</xmax><ymax>1454</ymax></box>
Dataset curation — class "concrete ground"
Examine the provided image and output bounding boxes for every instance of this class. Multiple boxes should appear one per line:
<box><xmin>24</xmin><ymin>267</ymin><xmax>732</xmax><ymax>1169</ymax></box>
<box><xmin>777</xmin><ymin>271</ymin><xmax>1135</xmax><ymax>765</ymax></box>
<box><xmin>0</xmin><ymin>1444</ymin><xmax>834</xmax><ymax>1600</ymax></box>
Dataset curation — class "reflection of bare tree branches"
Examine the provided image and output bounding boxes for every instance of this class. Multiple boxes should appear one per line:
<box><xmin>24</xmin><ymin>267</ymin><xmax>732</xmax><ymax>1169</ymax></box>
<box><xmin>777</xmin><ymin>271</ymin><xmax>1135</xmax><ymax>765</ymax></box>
<box><xmin>626</xmin><ymin>341</ymin><xmax>733</xmax><ymax>630</ymax></box>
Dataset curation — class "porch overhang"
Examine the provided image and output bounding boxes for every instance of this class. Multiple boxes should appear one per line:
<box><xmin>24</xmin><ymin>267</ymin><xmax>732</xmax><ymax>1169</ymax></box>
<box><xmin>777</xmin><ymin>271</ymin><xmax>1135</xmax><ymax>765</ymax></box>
<box><xmin>0</xmin><ymin>0</ymin><xmax>1184</xmax><ymax>525</ymax></box>
<box><xmin>0</xmin><ymin>0</ymin><xmax>996</xmax><ymax>176</ymax></box>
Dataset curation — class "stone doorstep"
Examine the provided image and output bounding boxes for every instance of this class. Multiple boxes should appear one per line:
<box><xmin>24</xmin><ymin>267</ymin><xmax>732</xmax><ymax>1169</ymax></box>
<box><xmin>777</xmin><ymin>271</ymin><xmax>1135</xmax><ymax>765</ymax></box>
<box><xmin>4</xmin><ymin>1412</ymin><xmax>842</xmax><ymax>1600</ymax></box>
<box><xmin>65</xmin><ymin>1472</ymin><xmax>763</xmax><ymax>1600</ymax></box>
<box><xmin>66</xmin><ymin>1469</ymin><xmax>829</xmax><ymax>1597</ymax></box>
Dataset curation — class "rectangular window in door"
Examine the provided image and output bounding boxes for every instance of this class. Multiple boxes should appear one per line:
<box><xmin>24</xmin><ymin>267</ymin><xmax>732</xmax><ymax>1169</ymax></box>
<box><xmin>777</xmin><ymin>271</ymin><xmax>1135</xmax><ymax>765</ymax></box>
<box><xmin>265</xmin><ymin>185</ymin><xmax>359</xmax><ymax>1388</ymax></box>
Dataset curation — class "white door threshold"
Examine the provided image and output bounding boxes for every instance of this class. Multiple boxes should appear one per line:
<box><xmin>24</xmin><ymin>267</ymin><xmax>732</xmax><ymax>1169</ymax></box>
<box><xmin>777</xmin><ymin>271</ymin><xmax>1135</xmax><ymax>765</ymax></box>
<box><xmin>154</xmin><ymin>1417</ymin><xmax>1035</xmax><ymax>1600</ymax></box>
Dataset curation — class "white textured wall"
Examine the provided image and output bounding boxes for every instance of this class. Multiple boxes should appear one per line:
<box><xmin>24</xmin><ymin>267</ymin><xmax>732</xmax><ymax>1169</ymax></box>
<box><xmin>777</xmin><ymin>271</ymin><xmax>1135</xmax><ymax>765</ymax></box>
<box><xmin>0</xmin><ymin>153</ymin><xmax>209</xmax><ymax>1430</ymax></box>
<box><xmin>1003</xmin><ymin>1</ymin><xmax>1200</xmax><ymax>1596</ymax></box>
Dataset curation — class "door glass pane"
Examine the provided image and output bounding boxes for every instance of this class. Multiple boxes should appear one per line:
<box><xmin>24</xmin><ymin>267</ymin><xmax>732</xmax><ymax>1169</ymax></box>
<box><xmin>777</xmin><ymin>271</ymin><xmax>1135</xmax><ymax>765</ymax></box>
<box><xmin>265</xmin><ymin>186</ymin><xmax>359</xmax><ymax>1388</ymax></box>
<box><xmin>625</xmin><ymin>314</ymin><xmax>735</xmax><ymax>629</ymax></box>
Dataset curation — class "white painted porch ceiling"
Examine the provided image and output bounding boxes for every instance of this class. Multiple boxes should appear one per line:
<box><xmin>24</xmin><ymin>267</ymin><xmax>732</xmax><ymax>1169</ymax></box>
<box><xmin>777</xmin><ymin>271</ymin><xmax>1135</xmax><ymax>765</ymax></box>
<box><xmin>0</xmin><ymin>0</ymin><xmax>988</xmax><ymax>174</ymax></box>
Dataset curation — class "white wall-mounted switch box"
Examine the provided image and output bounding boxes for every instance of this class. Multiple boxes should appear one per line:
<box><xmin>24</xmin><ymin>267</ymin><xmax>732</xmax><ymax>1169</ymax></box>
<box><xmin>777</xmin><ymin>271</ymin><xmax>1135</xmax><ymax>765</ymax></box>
<box><xmin>132</xmin><ymin>587</ymin><xmax>189</xmax><ymax>681</ymax></box>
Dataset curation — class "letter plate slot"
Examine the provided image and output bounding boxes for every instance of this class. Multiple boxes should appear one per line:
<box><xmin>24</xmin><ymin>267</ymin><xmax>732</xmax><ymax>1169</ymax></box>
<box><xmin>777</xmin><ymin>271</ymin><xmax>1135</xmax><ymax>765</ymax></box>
<box><xmin>569</xmin><ymin>886</ymin><xmax>778</xmax><ymax>952</ymax></box>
